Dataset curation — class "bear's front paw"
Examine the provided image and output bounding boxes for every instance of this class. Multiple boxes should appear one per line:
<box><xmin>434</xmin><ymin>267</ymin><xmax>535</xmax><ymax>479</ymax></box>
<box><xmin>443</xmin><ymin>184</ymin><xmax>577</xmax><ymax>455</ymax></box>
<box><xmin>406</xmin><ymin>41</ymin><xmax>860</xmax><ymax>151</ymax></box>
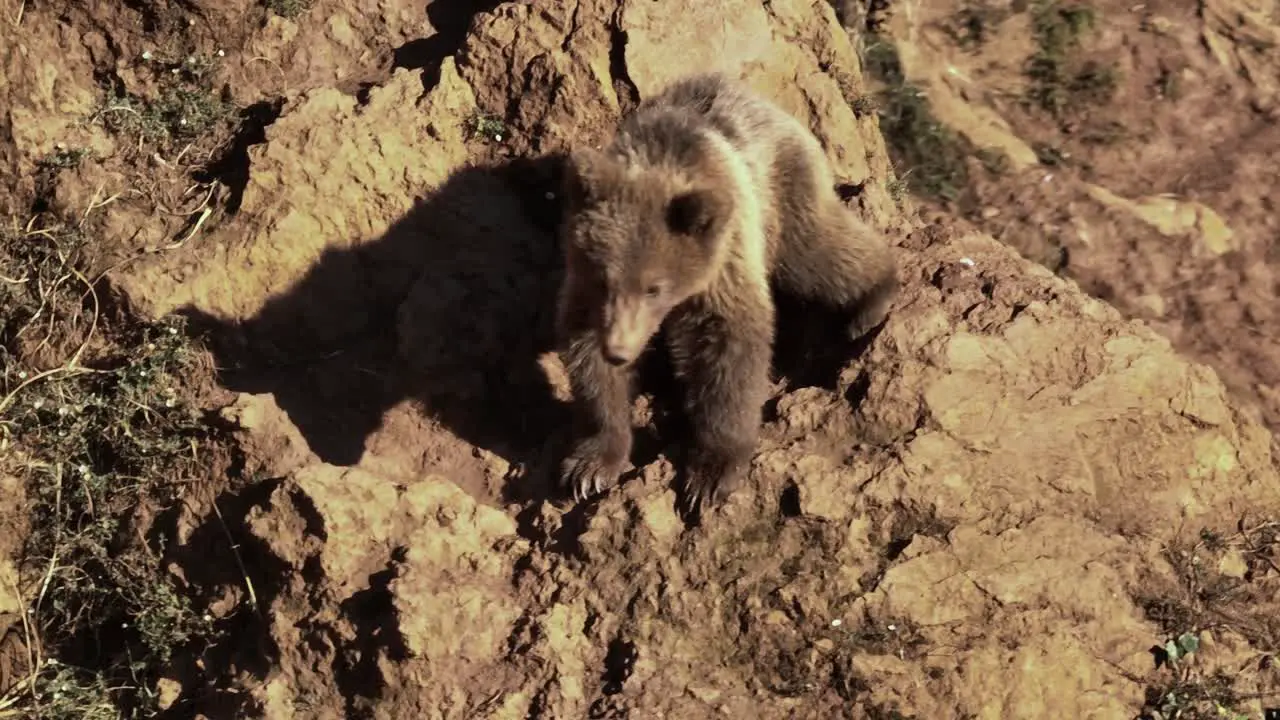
<box><xmin>560</xmin><ymin>429</ymin><xmax>632</xmax><ymax>502</ymax></box>
<box><xmin>680</xmin><ymin>439</ymin><xmax>755</xmax><ymax>517</ymax></box>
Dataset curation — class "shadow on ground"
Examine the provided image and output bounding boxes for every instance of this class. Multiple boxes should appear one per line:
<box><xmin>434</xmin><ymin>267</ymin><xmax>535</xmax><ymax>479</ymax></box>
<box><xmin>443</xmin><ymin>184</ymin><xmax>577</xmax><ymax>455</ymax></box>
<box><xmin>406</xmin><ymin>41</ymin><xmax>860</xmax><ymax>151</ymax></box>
<box><xmin>179</xmin><ymin>154</ymin><xmax>571</xmax><ymax>501</ymax></box>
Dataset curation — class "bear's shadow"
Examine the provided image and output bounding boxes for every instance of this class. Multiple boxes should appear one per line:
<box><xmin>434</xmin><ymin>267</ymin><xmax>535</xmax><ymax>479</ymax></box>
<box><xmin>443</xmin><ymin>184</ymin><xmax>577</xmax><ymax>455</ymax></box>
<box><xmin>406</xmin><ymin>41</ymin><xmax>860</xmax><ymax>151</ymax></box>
<box><xmin>181</xmin><ymin>153</ymin><xmax>864</xmax><ymax>507</ymax></box>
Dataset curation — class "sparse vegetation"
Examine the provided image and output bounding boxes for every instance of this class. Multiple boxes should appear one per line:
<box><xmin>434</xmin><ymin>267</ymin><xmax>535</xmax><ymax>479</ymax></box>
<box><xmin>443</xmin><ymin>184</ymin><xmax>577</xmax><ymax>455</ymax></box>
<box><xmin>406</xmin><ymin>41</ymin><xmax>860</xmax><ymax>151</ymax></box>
<box><xmin>0</xmin><ymin>217</ymin><xmax>223</xmax><ymax>716</ymax></box>
<box><xmin>863</xmin><ymin>39</ymin><xmax>905</xmax><ymax>87</ymax></box>
<box><xmin>99</xmin><ymin>87</ymin><xmax>234</xmax><ymax>146</ymax></box>
<box><xmin>0</xmin><ymin>16</ymin><xmax>249</xmax><ymax>717</ymax></box>
<box><xmin>841</xmin><ymin>616</ymin><xmax>929</xmax><ymax>660</ymax></box>
<box><xmin>95</xmin><ymin>50</ymin><xmax>236</xmax><ymax>155</ymax></box>
<box><xmin>1141</xmin><ymin>650</ymin><xmax>1252</xmax><ymax>720</ymax></box>
<box><xmin>875</xmin><ymin>80</ymin><xmax>971</xmax><ymax>201</ymax></box>
<box><xmin>265</xmin><ymin>0</ymin><xmax>314</xmax><ymax>18</ymax></box>
<box><xmin>33</xmin><ymin>148</ymin><xmax>95</xmax><ymax>201</ymax></box>
<box><xmin>886</xmin><ymin>175</ymin><xmax>911</xmax><ymax>205</ymax></box>
<box><xmin>1025</xmin><ymin>1</ymin><xmax>1119</xmax><ymax>116</ymax></box>
<box><xmin>12</xmin><ymin>662</ymin><xmax>122</xmax><ymax>720</ymax></box>
<box><xmin>465</xmin><ymin>111</ymin><xmax>508</xmax><ymax>143</ymax></box>
<box><xmin>35</xmin><ymin>148</ymin><xmax>92</xmax><ymax>172</ymax></box>
<box><xmin>1135</xmin><ymin>522</ymin><xmax>1280</xmax><ymax>720</ymax></box>
<box><xmin>862</xmin><ymin>39</ymin><xmax>975</xmax><ymax>205</ymax></box>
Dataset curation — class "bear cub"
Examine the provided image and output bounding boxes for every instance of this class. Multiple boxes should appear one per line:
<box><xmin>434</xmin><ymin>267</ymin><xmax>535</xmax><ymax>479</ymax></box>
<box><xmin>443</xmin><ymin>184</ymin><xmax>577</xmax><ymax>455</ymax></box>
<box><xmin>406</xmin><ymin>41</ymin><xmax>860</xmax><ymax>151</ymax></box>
<box><xmin>554</xmin><ymin>72</ymin><xmax>898</xmax><ymax>513</ymax></box>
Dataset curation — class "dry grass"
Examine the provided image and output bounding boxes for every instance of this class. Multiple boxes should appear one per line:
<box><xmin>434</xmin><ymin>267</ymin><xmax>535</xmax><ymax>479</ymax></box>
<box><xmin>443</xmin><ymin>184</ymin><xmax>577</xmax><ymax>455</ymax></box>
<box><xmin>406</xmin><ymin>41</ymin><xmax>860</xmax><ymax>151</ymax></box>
<box><xmin>0</xmin><ymin>205</ymin><xmax>226</xmax><ymax>717</ymax></box>
<box><xmin>1136</xmin><ymin>521</ymin><xmax>1280</xmax><ymax>720</ymax></box>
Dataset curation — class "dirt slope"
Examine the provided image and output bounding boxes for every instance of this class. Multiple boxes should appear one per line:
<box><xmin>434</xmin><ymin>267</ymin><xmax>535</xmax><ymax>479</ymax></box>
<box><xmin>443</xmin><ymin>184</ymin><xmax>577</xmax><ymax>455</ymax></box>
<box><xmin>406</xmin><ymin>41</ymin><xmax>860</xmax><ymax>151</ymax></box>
<box><xmin>2</xmin><ymin>0</ymin><xmax>1279</xmax><ymax>718</ymax></box>
<box><xmin>864</xmin><ymin>0</ymin><xmax>1280</xmax><ymax>440</ymax></box>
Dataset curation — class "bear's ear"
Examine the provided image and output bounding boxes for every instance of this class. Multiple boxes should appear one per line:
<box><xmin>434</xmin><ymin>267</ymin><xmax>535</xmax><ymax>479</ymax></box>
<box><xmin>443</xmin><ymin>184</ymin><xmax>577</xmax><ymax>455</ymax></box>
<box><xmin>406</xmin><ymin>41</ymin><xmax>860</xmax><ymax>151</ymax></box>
<box><xmin>665</xmin><ymin>188</ymin><xmax>731</xmax><ymax>242</ymax></box>
<box><xmin>562</xmin><ymin>147</ymin><xmax>609</xmax><ymax>211</ymax></box>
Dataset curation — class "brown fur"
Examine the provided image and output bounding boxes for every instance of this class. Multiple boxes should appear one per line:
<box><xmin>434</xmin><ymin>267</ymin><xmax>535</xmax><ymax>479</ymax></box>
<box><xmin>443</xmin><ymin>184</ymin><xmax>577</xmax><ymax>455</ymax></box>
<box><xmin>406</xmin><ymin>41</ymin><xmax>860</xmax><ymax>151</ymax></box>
<box><xmin>554</xmin><ymin>72</ymin><xmax>899</xmax><ymax>512</ymax></box>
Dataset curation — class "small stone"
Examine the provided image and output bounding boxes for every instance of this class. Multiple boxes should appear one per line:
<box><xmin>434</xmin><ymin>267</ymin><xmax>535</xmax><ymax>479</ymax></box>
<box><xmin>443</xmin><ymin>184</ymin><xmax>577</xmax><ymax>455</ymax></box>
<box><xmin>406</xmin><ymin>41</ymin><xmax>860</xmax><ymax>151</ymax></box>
<box><xmin>1218</xmin><ymin>548</ymin><xmax>1248</xmax><ymax>579</ymax></box>
<box><xmin>156</xmin><ymin>677</ymin><xmax>183</xmax><ymax>710</ymax></box>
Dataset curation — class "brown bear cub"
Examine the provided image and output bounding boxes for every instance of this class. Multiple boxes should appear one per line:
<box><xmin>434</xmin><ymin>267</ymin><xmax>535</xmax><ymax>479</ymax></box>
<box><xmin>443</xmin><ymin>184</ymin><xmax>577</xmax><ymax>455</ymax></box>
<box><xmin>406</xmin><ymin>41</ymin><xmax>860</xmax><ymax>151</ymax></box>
<box><xmin>554</xmin><ymin>72</ymin><xmax>898</xmax><ymax>513</ymax></box>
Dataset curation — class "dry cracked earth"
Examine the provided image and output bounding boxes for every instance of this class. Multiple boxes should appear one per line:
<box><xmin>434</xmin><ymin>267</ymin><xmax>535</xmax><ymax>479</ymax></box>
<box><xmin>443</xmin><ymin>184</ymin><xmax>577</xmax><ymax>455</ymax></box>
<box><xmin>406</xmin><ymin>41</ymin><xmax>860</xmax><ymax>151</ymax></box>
<box><xmin>1</xmin><ymin>0</ymin><xmax>1279</xmax><ymax>719</ymax></box>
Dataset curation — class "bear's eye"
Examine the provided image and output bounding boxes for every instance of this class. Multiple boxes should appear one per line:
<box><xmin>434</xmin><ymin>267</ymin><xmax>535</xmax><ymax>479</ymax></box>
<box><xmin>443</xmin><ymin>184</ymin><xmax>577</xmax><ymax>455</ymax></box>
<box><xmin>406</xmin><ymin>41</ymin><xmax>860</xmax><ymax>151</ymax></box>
<box><xmin>645</xmin><ymin>284</ymin><xmax>663</xmax><ymax>298</ymax></box>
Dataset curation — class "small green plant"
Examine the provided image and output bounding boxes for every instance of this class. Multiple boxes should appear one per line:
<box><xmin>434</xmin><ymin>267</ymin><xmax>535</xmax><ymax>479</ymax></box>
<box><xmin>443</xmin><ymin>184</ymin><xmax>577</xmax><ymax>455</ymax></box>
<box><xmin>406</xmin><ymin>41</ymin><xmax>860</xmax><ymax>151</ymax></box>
<box><xmin>886</xmin><ymin>175</ymin><xmax>910</xmax><ymax>205</ymax></box>
<box><xmin>99</xmin><ymin>86</ymin><xmax>235</xmax><ymax>146</ymax></box>
<box><xmin>23</xmin><ymin>662</ymin><xmax>120</xmax><ymax>720</ymax></box>
<box><xmin>1025</xmin><ymin>1</ymin><xmax>1118</xmax><ymax>116</ymax></box>
<box><xmin>1142</xmin><ymin>666</ymin><xmax>1252</xmax><ymax>720</ymax></box>
<box><xmin>35</xmin><ymin>147</ymin><xmax>92</xmax><ymax>171</ymax></box>
<box><xmin>266</xmin><ymin>0</ymin><xmax>314</xmax><ymax>18</ymax></box>
<box><xmin>1163</xmin><ymin>632</ymin><xmax>1201</xmax><ymax>665</ymax></box>
<box><xmin>842</xmin><ymin>616</ymin><xmax>929</xmax><ymax>659</ymax></box>
<box><xmin>140</xmin><ymin>49</ymin><xmax>222</xmax><ymax>84</ymax></box>
<box><xmin>1142</xmin><ymin>633</ymin><xmax>1254</xmax><ymax>719</ymax></box>
<box><xmin>465</xmin><ymin>112</ymin><xmax>507</xmax><ymax>143</ymax></box>
<box><xmin>96</xmin><ymin>51</ymin><xmax>236</xmax><ymax>153</ymax></box>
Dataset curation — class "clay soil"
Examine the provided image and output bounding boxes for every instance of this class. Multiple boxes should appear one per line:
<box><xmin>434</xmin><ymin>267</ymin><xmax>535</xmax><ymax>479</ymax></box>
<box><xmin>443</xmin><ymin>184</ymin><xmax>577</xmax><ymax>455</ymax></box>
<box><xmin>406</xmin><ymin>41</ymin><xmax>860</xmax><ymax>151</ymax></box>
<box><xmin>1</xmin><ymin>1</ymin><xmax>1278</xmax><ymax>719</ymax></box>
<box><xmin>864</xmin><ymin>0</ymin><xmax>1280</xmax><ymax>439</ymax></box>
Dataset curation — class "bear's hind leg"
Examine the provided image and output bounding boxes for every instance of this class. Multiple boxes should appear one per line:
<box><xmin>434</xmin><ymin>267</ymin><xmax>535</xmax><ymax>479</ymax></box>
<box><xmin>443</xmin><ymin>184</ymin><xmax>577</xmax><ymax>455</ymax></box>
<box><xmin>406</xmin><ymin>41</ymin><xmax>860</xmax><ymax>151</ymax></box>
<box><xmin>773</xmin><ymin>199</ymin><xmax>899</xmax><ymax>341</ymax></box>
